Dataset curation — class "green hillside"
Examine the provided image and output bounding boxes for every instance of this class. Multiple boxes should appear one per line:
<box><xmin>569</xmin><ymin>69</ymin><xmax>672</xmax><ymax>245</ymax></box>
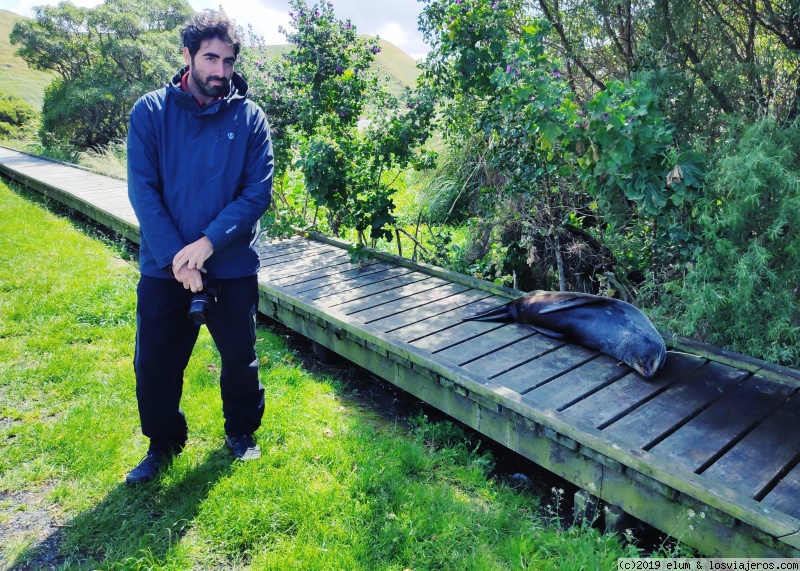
<box><xmin>0</xmin><ymin>8</ymin><xmax>419</xmax><ymax>111</ymax></box>
<box><xmin>0</xmin><ymin>9</ymin><xmax>53</xmax><ymax>110</ymax></box>
<box><xmin>257</xmin><ymin>36</ymin><xmax>421</xmax><ymax>97</ymax></box>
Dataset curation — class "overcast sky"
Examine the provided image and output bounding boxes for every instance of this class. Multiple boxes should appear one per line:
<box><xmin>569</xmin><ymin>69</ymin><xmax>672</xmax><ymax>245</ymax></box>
<box><xmin>0</xmin><ymin>0</ymin><xmax>430</xmax><ymax>59</ymax></box>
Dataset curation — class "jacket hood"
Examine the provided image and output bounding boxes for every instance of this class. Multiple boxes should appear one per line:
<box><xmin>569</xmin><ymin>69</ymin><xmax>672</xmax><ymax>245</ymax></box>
<box><xmin>168</xmin><ymin>66</ymin><xmax>249</xmax><ymax>112</ymax></box>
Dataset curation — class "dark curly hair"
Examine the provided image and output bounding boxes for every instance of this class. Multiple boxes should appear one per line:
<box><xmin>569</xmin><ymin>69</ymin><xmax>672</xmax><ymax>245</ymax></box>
<box><xmin>181</xmin><ymin>9</ymin><xmax>241</xmax><ymax>58</ymax></box>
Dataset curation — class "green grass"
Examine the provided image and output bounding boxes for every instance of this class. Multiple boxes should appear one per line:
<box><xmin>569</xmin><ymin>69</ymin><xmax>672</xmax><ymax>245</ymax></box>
<box><xmin>0</xmin><ymin>180</ymin><xmax>647</xmax><ymax>569</ymax></box>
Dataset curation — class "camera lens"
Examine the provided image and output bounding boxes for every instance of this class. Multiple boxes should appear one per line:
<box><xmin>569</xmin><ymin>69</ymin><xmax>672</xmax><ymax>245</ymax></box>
<box><xmin>187</xmin><ymin>293</ymin><xmax>209</xmax><ymax>325</ymax></box>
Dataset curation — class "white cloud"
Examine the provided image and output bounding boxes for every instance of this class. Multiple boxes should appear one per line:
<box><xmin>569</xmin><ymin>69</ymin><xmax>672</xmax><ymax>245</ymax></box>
<box><xmin>191</xmin><ymin>1</ymin><xmax>291</xmax><ymax>46</ymax></box>
<box><xmin>377</xmin><ymin>22</ymin><xmax>407</xmax><ymax>46</ymax></box>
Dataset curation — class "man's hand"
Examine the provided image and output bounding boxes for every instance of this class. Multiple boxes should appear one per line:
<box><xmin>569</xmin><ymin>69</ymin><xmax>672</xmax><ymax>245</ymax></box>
<box><xmin>172</xmin><ymin>236</ymin><xmax>214</xmax><ymax>274</ymax></box>
<box><xmin>173</xmin><ymin>265</ymin><xmax>205</xmax><ymax>292</ymax></box>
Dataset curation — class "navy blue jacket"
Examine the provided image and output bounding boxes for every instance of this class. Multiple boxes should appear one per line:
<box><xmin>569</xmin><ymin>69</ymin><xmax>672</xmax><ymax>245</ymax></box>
<box><xmin>127</xmin><ymin>67</ymin><xmax>274</xmax><ymax>279</ymax></box>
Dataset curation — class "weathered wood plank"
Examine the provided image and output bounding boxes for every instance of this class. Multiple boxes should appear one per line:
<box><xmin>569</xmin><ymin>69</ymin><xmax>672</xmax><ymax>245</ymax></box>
<box><xmin>258</xmin><ymin>243</ymin><xmax>343</xmax><ymax>269</ymax></box>
<box><xmin>366</xmin><ymin>288</ymin><xmax>496</xmax><ymax>332</ymax></box>
<box><xmin>602</xmin><ymin>361</ymin><xmax>751</xmax><ymax>450</ymax></box>
<box><xmin>348</xmin><ymin>282</ymin><xmax>473</xmax><ymax>325</ymax></box>
<box><xmin>702</xmin><ymin>392</ymin><xmax>800</xmax><ymax>499</ymax></box>
<box><xmin>431</xmin><ymin>323</ymin><xmax>538</xmax><ymax>365</ymax></box>
<box><xmin>523</xmin><ymin>355</ymin><xmax>640</xmax><ymax>411</ymax></box>
<box><xmin>405</xmin><ymin>319</ymin><xmax>506</xmax><ymax>354</ymax></box>
<box><xmin>385</xmin><ymin>295</ymin><xmax>509</xmax><ymax>342</ymax></box>
<box><xmin>650</xmin><ymin>375</ymin><xmax>796</xmax><ymax>473</ymax></box>
<box><xmin>334</xmin><ymin>277</ymin><xmax>453</xmax><ymax>315</ymax></box>
<box><xmin>561</xmin><ymin>353</ymin><xmax>711</xmax><ymax>428</ymax></box>
<box><xmin>260</xmin><ymin>251</ymin><xmax>353</xmax><ymax>279</ymax></box>
<box><xmin>302</xmin><ymin>269</ymin><xmax>425</xmax><ymax>304</ymax></box>
<box><xmin>273</xmin><ymin>261</ymin><xmax>392</xmax><ymax>291</ymax></box>
<box><xmin>461</xmin><ymin>333</ymin><xmax>565</xmax><ymax>378</ymax></box>
<box><xmin>490</xmin><ymin>344</ymin><xmax>599</xmax><ymax>394</ymax></box>
<box><xmin>762</xmin><ymin>462</ymin><xmax>800</xmax><ymax>520</ymax></box>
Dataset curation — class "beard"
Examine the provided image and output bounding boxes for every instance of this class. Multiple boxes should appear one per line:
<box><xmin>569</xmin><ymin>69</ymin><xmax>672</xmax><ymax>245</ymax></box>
<box><xmin>191</xmin><ymin>67</ymin><xmax>230</xmax><ymax>99</ymax></box>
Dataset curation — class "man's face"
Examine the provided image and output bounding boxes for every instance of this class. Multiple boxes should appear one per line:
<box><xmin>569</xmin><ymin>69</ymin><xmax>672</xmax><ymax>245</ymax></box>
<box><xmin>183</xmin><ymin>37</ymin><xmax>236</xmax><ymax>103</ymax></box>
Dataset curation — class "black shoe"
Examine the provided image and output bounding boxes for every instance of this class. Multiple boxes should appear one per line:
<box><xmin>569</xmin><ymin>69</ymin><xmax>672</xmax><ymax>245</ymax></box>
<box><xmin>225</xmin><ymin>434</ymin><xmax>261</xmax><ymax>461</ymax></box>
<box><xmin>125</xmin><ymin>450</ymin><xmax>175</xmax><ymax>486</ymax></box>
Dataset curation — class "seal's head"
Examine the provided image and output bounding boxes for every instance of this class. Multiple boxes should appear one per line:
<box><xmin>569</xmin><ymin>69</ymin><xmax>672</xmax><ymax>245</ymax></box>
<box><xmin>624</xmin><ymin>337</ymin><xmax>667</xmax><ymax>379</ymax></box>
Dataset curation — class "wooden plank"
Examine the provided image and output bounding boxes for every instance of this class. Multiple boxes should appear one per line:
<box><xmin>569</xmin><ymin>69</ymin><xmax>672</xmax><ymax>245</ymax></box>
<box><xmin>259</xmin><ymin>237</ymin><xmax>310</xmax><ymax>254</ymax></box>
<box><xmin>431</xmin><ymin>323</ymin><xmax>537</xmax><ymax>365</ymax></box>
<box><xmin>666</xmin><ymin>335</ymin><xmax>800</xmax><ymax>389</ymax></box>
<box><xmin>650</xmin><ymin>375</ymin><xmax>796</xmax><ymax>473</ymax></box>
<box><xmin>348</xmin><ymin>282</ymin><xmax>473</xmax><ymax>325</ymax></box>
<box><xmin>301</xmin><ymin>268</ymin><xmax>423</xmax><ymax>303</ymax></box>
<box><xmin>260</xmin><ymin>251</ymin><xmax>352</xmax><ymax>278</ymax></box>
<box><xmin>522</xmin><ymin>354</ymin><xmax>632</xmax><ymax>410</ymax></box>
<box><xmin>560</xmin><ymin>353</ymin><xmax>710</xmax><ymax>428</ymax></box>
<box><xmin>762</xmin><ymin>461</ymin><xmax>800</xmax><ymax>520</ymax></box>
<box><xmin>382</xmin><ymin>294</ymin><xmax>507</xmax><ymax>341</ymax></box>
<box><xmin>490</xmin><ymin>344</ymin><xmax>598</xmax><ymax>394</ymax></box>
<box><xmin>602</xmin><ymin>361</ymin><xmax>751</xmax><ymax>450</ymax></box>
<box><xmin>258</xmin><ymin>244</ymin><xmax>343</xmax><ymax>269</ymax></box>
<box><xmin>273</xmin><ymin>261</ymin><xmax>392</xmax><ymax>291</ymax></box>
<box><xmin>406</xmin><ymin>319</ymin><xmax>508</xmax><ymax>353</ymax></box>
<box><xmin>334</xmin><ymin>277</ymin><xmax>453</xmax><ymax>315</ymax></box>
<box><xmin>309</xmin><ymin>271</ymin><xmax>431</xmax><ymax>307</ymax></box>
<box><xmin>701</xmin><ymin>392</ymin><xmax>800</xmax><ymax>499</ymax></box>
<box><xmin>367</xmin><ymin>288</ymin><xmax>495</xmax><ymax>332</ymax></box>
<box><xmin>461</xmin><ymin>333</ymin><xmax>566</xmax><ymax>378</ymax></box>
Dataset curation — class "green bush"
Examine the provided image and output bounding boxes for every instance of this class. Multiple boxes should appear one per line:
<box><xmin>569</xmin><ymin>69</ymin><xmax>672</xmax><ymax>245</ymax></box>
<box><xmin>649</xmin><ymin>117</ymin><xmax>800</xmax><ymax>365</ymax></box>
<box><xmin>0</xmin><ymin>89</ymin><xmax>39</xmax><ymax>139</ymax></box>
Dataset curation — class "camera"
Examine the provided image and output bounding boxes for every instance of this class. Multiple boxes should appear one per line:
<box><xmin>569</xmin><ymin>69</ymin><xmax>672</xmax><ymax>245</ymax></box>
<box><xmin>187</xmin><ymin>277</ymin><xmax>219</xmax><ymax>325</ymax></box>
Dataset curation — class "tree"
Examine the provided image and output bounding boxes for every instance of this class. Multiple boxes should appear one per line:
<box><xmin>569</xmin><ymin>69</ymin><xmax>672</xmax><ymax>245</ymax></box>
<box><xmin>240</xmin><ymin>0</ymin><xmax>435</xmax><ymax>250</ymax></box>
<box><xmin>11</xmin><ymin>0</ymin><xmax>192</xmax><ymax>149</ymax></box>
<box><xmin>417</xmin><ymin>0</ymin><xmax>700</xmax><ymax>292</ymax></box>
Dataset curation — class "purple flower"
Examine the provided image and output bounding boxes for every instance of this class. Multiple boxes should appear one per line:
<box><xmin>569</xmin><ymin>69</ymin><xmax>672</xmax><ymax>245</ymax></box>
<box><xmin>506</xmin><ymin>66</ymin><xmax>512</xmax><ymax>72</ymax></box>
<box><xmin>602</xmin><ymin>112</ymin><xmax>610</xmax><ymax>120</ymax></box>
<box><xmin>336</xmin><ymin>65</ymin><xmax>343</xmax><ymax>73</ymax></box>
<box><xmin>551</xmin><ymin>68</ymin><xmax>561</xmax><ymax>78</ymax></box>
<box><xmin>627</xmin><ymin>116</ymin><xmax>635</xmax><ymax>123</ymax></box>
<box><xmin>492</xmin><ymin>2</ymin><xmax>498</xmax><ymax>7</ymax></box>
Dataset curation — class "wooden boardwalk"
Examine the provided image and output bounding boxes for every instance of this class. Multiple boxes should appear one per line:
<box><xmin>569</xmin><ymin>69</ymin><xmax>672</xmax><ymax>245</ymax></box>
<box><xmin>2</xmin><ymin>145</ymin><xmax>800</xmax><ymax>558</ymax></box>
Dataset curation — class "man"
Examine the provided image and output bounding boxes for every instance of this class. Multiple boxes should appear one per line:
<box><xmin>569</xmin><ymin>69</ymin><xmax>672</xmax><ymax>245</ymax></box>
<box><xmin>125</xmin><ymin>9</ymin><xmax>274</xmax><ymax>485</ymax></box>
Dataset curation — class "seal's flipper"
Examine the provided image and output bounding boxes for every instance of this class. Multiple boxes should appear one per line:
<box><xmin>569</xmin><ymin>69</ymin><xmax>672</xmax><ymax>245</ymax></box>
<box><xmin>462</xmin><ymin>303</ymin><xmax>513</xmax><ymax>322</ymax></box>
<box><xmin>537</xmin><ymin>295</ymin><xmax>604</xmax><ymax>314</ymax></box>
<box><xmin>525</xmin><ymin>324</ymin><xmax>566</xmax><ymax>339</ymax></box>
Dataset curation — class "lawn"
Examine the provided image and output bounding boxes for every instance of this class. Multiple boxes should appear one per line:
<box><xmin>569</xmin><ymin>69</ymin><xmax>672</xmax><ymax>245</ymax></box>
<box><xmin>0</xmin><ymin>179</ymin><xmax>647</xmax><ymax>570</ymax></box>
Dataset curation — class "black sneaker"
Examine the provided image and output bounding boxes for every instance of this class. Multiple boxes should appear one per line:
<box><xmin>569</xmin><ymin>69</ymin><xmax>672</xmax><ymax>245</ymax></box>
<box><xmin>125</xmin><ymin>450</ymin><xmax>175</xmax><ymax>486</ymax></box>
<box><xmin>225</xmin><ymin>434</ymin><xmax>261</xmax><ymax>461</ymax></box>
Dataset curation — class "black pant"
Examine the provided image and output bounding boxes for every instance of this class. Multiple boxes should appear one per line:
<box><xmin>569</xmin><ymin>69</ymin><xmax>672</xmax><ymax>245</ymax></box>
<box><xmin>133</xmin><ymin>274</ymin><xmax>264</xmax><ymax>453</ymax></box>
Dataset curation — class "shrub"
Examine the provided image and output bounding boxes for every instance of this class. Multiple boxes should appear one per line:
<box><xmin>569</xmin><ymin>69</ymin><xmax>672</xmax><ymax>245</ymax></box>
<box><xmin>649</xmin><ymin>117</ymin><xmax>800</xmax><ymax>365</ymax></box>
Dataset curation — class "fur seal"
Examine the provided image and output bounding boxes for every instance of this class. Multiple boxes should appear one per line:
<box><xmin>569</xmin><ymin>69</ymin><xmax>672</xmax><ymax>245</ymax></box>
<box><xmin>465</xmin><ymin>290</ymin><xmax>666</xmax><ymax>379</ymax></box>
